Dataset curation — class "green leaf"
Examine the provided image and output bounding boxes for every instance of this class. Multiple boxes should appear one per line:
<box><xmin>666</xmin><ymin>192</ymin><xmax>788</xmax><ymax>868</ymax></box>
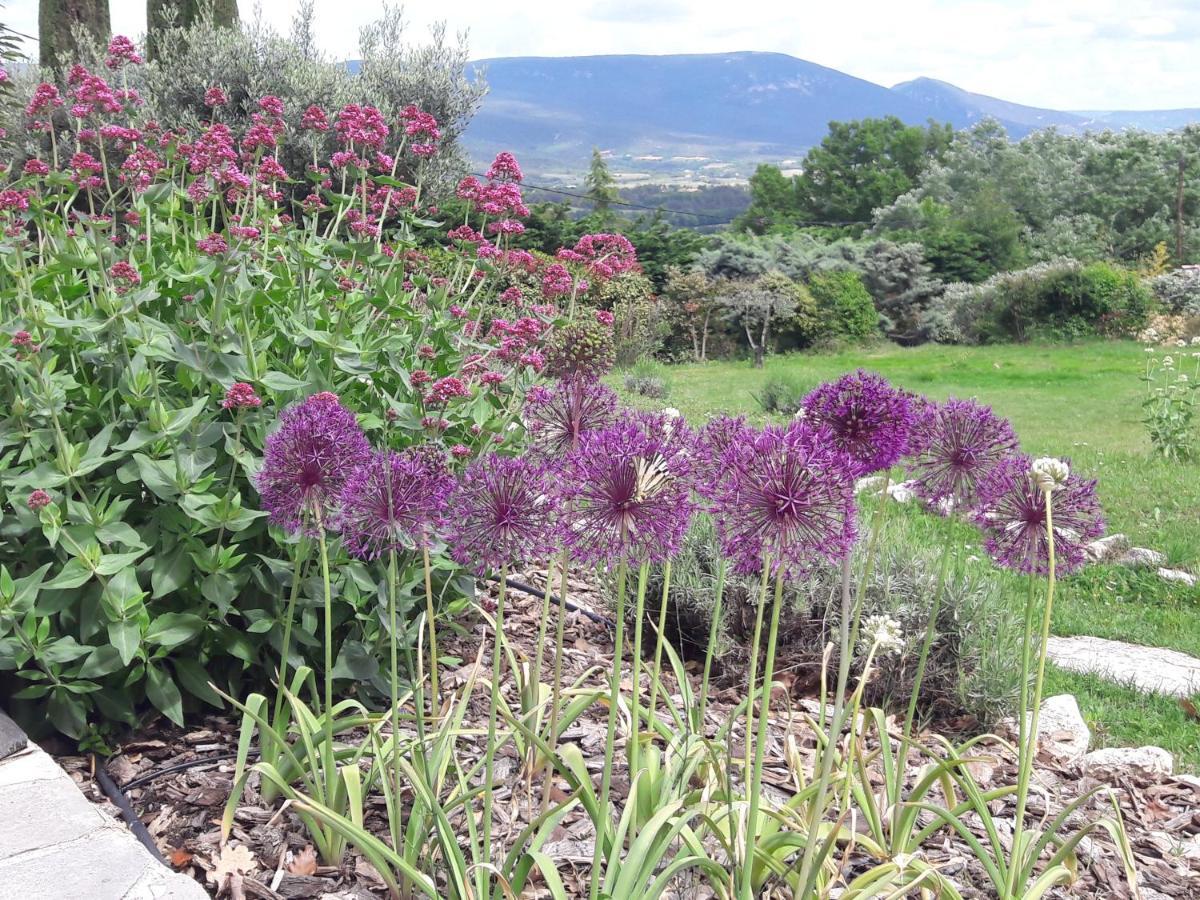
<box><xmin>145</xmin><ymin>662</ymin><xmax>184</xmax><ymax>726</ymax></box>
<box><xmin>41</xmin><ymin>636</ymin><xmax>92</xmax><ymax>665</ymax></box>
<box><xmin>260</xmin><ymin>371</ymin><xmax>308</xmax><ymax>391</ymax></box>
<box><xmin>44</xmin><ymin>558</ymin><xmax>95</xmax><ymax>590</ymax></box>
<box><xmin>96</xmin><ymin>550</ymin><xmax>148</xmax><ymax>576</ymax></box>
<box><xmin>173</xmin><ymin>657</ymin><xmax>224</xmax><ymax>708</ymax></box>
<box><xmin>96</xmin><ymin>522</ymin><xmax>146</xmax><ymax>548</ymax></box>
<box><xmin>152</xmin><ymin>550</ymin><xmax>193</xmax><ymax>599</ymax></box>
<box><xmin>48</xmin><ymin>690</ymin><xmax>88</xmax><ymax>738</ymax></box>
<box><xmin>78</xmin><ymin>645</ymin><xmax>126</xmax><ymax>678</ymax></box>
<box><xmin>107</xmin><ymin>619</ymin><xmax>142</xmax><ymax>666</ymax></box>
<box><xmin>145</xmin><ymin>613</ymin><xmax>205</xmax><ymax>649</ymax></box>
<box><xmin>133</xmin><ymin>454</ymin><xmax>179</xmax><ymax>500</ymax></box>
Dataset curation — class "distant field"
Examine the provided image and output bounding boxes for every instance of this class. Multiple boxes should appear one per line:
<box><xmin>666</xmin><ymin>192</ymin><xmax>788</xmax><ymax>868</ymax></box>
<box><xmin>618</xmin><ymin>340</ymin><xmax>1200</xmax><ymax>767</ymax></box>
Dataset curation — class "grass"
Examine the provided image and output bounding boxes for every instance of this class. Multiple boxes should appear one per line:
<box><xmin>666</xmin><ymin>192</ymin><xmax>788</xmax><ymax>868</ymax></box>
<box><xmin>617</xmin><ymin>340</ymin><xmax>1200</xmax><ymax>769</ymax></box>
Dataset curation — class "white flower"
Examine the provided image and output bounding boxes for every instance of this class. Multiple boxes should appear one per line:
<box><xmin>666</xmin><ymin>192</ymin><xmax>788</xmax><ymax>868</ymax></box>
<box><xmin>1145</xmin><ymin>347</ymin><xmax>1155</xmax><ymax>353</ymax></box>
<box><xmin>793</xmin><ymin>406</ymin><xmax>807</xmax><ymax>419</ymax></box>
<box><xmin>1031</xmin><ymin>457</ymin><xmax>1070</xmax><ymax>492</ymax></box>
<box><xmin>1191</xmin><ymin>336</ymin><xmax>1200</xmax><ymax>346</ymax></box>
<box><xmin>860</xmin><ymin>615</ymin><xmax>905</xmax><ymax>657</ymax></box>
<box><xmin>1163</xmin><ymin>356</ymin><xmax>1175</xmax><ymax>368</ymax></box>
<box><xmin>1180</xmin><ymin>374</ymin><xmax>1190</xmax><ymax>383</ymax></box>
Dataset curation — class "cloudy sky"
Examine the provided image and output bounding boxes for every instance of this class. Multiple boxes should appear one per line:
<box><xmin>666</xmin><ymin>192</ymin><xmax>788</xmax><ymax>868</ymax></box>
<box><xmin>10</xmin><ymin>0</ymin><xmax>1200</xmax><ymax>110</ymax></box>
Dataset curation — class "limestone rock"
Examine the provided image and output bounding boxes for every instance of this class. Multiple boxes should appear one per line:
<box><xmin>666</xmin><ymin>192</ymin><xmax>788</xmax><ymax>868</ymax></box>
<box><xmin>1084</xmin><ymin>533</ymin><xmax>1130</xmax><ymax>563</ymax></box>
<box><xmin>1084</xmin><ymin>746</ymin><xmax>1174</xmax><ymax>781</ymax></box>
<box><xmin>887</xmin><ymin>480</ymin><xmax>917</xmax><ymax>503</ymax></box>
<box><xmin>1030</xmin><ymin>694</ymin><xmax>1090</xmax><ymax>761</ymax></box>
<box><xmin>1045</xmin><ymin>635</ymin><xmax>1200</xmax><ymax>698</ymax></box>
<box><xmin>1119</xmin><ymin>547</ymin><xmax>1167</xmax><ymax>568</ymax></box>
<box><xmin>855</xmin><ymin>475</ymin><xmax>885</xmax><ymax>495</ymax></box>
<box><xmin>1157</xmin><ymin>567</ymin><xmax>1197</xmax><ymax>587</ymax></box>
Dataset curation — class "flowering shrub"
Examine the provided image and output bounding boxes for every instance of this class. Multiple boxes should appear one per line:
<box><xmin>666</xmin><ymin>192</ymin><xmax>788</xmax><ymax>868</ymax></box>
<box><xmin>0</xmin><ymin>40</ymin><xmax>633</xmax><ymax>744</ymax></box>
<box><xmin>1142</xmin><ymin>342</ymin><xmax>1200</xmax><ymax>459</ymax></box>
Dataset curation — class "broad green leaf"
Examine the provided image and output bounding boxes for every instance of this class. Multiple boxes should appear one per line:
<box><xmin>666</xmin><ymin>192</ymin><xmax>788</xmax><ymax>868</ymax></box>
<box><xmin>145</xmin><ymin>613</ymin><xmax>205</xmax><ymax>649</ymax></box>
<box><xmin>145</xmin><ymin>662</ymin><xmax>184</xmax><ymax>726</ymax></box>
<box><xmin>108</xmin><ymin>619</ymin><xmax>142</xmax><ymax>666</ymax></box>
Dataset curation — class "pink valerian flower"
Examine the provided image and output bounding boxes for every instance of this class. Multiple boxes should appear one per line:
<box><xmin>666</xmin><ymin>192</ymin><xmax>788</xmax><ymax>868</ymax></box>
<box><xmin>258</xmin><ymin>94</ymin><xmax>285</xmax><ymax>117</ymax></box>
<box><xmin>67</xmin><ymin>67</ymin><xmax>122</xmax><ymax>118</ymax></box>
<box><xmin>486</xmin><ymin>151</ymin><xmax>524</xmax><ymax>183</ymax></box>
<box><xmin>119</xmin><ymin>146</ymin><xmax>165</xmax><ymax>192</ymax></box>
<box><xmin>105</xmin><ymin>35</ymin><xmax>143</xmax><ymax>69</ymax></box>
<box><xmin>500</xmin><ymin>286</ymin><xmax>524</xmax><ymax>305</ymax></box>
<box><xmin>711</xmin><ymin>420</ymin><xmax>858</xmax><ymax>578</ymax></box>
<box><xmin>335</xmin><ymin>103</ymin><xmax>389</xmax><ymax>149</ymax></box>
<box><xmin>27</xmin><ymin>489</ymin><xmax>54</xmax><ymax>511</ymax></box>
<box><xmin>447</xmin><ymin>224</ymin><xmax>483</xmax><ymax>244</ymax></box>
<box><xmin>418</xmin><ymin>344</ymin><xmax>437</xmax><ymax>360</ymax></box>
<box><xmin>501</xmin><ymin>249</ymin><xmax>539</xmax><ymax>273</ymax></box>
<box><xmin>541</xmin><ymin>263</ymin><xmax>576</xmax><ymax>299</ymax></box>
<box><xmin>562</xmin><ymin>233</ymin><xmax>639</xmax><ymax>280</ymax></box>
<box><xmin>446</xmin><ymin>454</ymin><xmax>559</xmax><ymax>573</ymax></box>
<box><xmin>69</xmin><ymin>152</ymin><xmax>104</xmax><ymax>190</ymax></box>
<box><xmin>230</xmin><ymin>225</ymin><xmax>261</xmax><ymax>241</ymax></box>
<box><xmin>524</xmin><ymin>376</ymin><xmax>619</xmax><ymax>456</ymax></box>
<box><xmin>906</xmin><ymin>398</ymin><xmax>1019</xmax><ymax>508</ymax></box>
<box><xmin>410</xmin><ymin>143</ymin><xmax>438</xmax><ymax>158</ymax></box>
<box><xmin>338</xmin><ymin>448</ymin><xmax>455</xmax><ymax>559</ymax></box>
<box><xmin>427</xmin><ymin>376</ymin><xmax>470</xmax><ymax>405</ymax></box>
<box><xmin>456</xmin><ymin>176</ymin><xmax>483</xmax><ymax>202</ymax></box>
<box><xmin>204</xmin><ymin>86</ymin><xmax>228</xmax><ymax>108</ymax></box>
<box><xmin>557</xmin><ymin>413</ymin><xmax>695</xmax><ymax>566</ymax></box>
<box><xmin>0</xmin><ymin>190</ymin><xmax>31</xmax><ymax>212</ymax></box>
<box><xmin>241</xmin><ymin>112</ymin><xmax>282</xmax><ymax>154</ymax></box>
<box><xmin>451</xmin><ymin>444</ymin><xmax>472</xmax><ymax>458</ymax></box>
<box><xmin>197</xmin><ymin>233</ymin><xmax>229</xmax><ymax>255</ymax></box>
<box><xmin>421</xmin><ymin>415</ymin><xmax>450</xmax><ymax>431</ymax></box>
<box><xmin>223</xmin><ymin>382</ymin><xmax>262</xmax><ymax>410</ymax></box>
<box><xmin>109</xmin><ymin>261</ymin><xmax>141</xmax><ymax>294</ymax></box>
<box><xmin>477</xmin><ymin>242</ymin><xmax>502</xmax><ymax>260</ymax></box>
<box><xmin>487</xmin><ymin>219</ymin><xmax>525</xmax><ymax>236</ymax></box>
<box><xmin>400</xmin><ymin>104</ymin><xmax>440</xmax><ymax>141</ymax></box>
<box><xmin>13</xmin><ymin>330</ymin><xmax>34</xmax><ymax>348</ymax></box>
<box><xmin>256</xmin><ymin>392</ymin><xmax>372</xmax><ymax>534</ymax></box>
<box><xmin>26</xmin><ymin>83</ymin><xmax>64</xmax><ymax>119</ymax></box>
<box><xmin>972</xmin><ymin>455</ymin><xmax>1104</xmax><ymax>575</ymax></box>
<box><xmin>300</xmin><ymin>104</ymin><xmax>330</xmax><ymax>132</ymax></box>
<box><xmin>23</xmin><ymin>159</ymin><xmax>51</xmax><ymax>177</ymax></box>
<box><xmin>595</xmin><ymin>309</ymin><xmax>615</xmax><ymax>327</ymax></box>
<box><xmin>182</xmin><ymin>123</ymin><xmax>238</xmax><ymax>174</ymax></box>
<box><xmin>801</xmin><ymin>371</ymin><xmax>915</xmax><ymax>477</ymax></box>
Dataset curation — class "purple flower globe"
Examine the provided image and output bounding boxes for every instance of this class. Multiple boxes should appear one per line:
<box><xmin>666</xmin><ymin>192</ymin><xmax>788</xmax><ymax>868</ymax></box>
<box><xmin>256</xmin><ymin>392</ymin><xmax>371</xmax><ymax>533</ymax></box>
<box><xmin>972</xmin><ymin>455</ymin><xmax>1104</xmax><ymax>575</ymax></box>
<box><xmin>802</xmin><ymin>370</ymin><xmax>914</xmax><ymax>476</ymax></box>
<box><xmin>711</xmin><ymin>420</ymin><xmax>858</xmax><ymax>578</ymax></box>
<box><xmin>692</xmin><ymin>414</ymin><xmax>753</xmax><ymax>501</ymax></box>
<box><xmin>338</xmin><ymin>447</ymin><xmax>455</xmax><ymax>560</ymax></box>
<box><xmin>446</xmin><ymin>454</ymin><xmax>559</xmax><ymax>573</ymax></box>
<box><xmin>523</xmin><ymin>376</ymin><xmax>618</xmax><ymax>456</ymax></box>
<box><xmin>906</xmin><ymin>398</ymin><xmax>1020</xmax><ymax>508</ymax></box>
<box><xmin>557</xmin><ymin>412</ymin><xmax>694</xmax><ymax>566</ymax></box>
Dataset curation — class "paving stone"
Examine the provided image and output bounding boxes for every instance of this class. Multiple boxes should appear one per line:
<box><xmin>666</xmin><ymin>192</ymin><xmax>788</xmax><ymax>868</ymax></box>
<box><xmin>1084</xmin><ymin>533</ymin><xmax>1130</xmax><ymax>563</ymax></box>
<box><xmin>1084</xmin><ymin>746</ymin><xmax>1174</xmax><ymax>781</ymax></box>
<box><xmin>0</xmin><ymin>756</ymin><xmax>106</xmax><ymax>857</ymax></box>
<box><xmin>0</xmin><ymin>712</ymin><xmax>26</xmax><ymax>760</ymax></box>
<box><xmin>1118</xmin><ymin>547</ymin><xmax>1167</xmax><ymax>568</ymax></box>
<box><xmin>1046</xmin><ymin>635</ymin><xmax>1200</xmax><ymax>697</ymax></box>
<box><xmin>1157</xmin><ymin>567</ymin><xmax>1197</xmax><ymax>587</ymax></box>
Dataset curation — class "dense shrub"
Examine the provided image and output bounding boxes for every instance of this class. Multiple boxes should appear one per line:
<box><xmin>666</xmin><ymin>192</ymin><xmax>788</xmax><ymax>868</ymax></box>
<box><xmin>622</xmin><ymin>359</ymin><xmax>671</xmax><ymax>400</ymax></box>
<box><xmin>806</xmin><ymin>270</ymin><xmax>880</xmax><ymax>341</ymax></box>
<box><xmin>755</xmin><ymin>374</ymin><xmax>815</xmax><ymax>417</ymax></box>
<box><xmin>1149</xmin><ymin>268</ymin><xmax>1200</xmax><ymax>317</ymax></box>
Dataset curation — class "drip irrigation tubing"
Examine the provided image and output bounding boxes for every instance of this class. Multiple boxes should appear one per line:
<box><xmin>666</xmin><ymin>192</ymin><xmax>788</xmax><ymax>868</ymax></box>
<box><xmin>92</xmin><ymin>755</ymin><xmax>168</xmax><ymax>864</ymax></box>
<box><xmin>489</xmin><ymin>575</ymin><xmax>616</xmax><ymax>631</ymax></box>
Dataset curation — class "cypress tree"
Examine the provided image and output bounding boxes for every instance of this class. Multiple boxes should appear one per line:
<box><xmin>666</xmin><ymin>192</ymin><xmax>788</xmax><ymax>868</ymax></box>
<box><xmin>147</xmin><ymin>0</ymin><xmax>238</xmax><ymax>58</ymax></box>
<box><xmin>38</xmin><ymin>0</ymin><xmax>110</xmax><ymax>68</ymax></box>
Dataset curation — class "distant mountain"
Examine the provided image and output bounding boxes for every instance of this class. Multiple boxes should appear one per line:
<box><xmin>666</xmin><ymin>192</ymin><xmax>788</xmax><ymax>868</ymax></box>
<box><xmin>448</xmin><ymin>51</ymin><xmax>1200</xmax><ymax>180</ymax></box>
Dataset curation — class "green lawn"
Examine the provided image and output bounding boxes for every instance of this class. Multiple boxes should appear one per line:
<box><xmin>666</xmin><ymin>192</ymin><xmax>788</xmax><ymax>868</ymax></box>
<box><xmin>618</xmin><ymin>340</ymin><xmax>1200</xmax><ymax>767</ymax></box>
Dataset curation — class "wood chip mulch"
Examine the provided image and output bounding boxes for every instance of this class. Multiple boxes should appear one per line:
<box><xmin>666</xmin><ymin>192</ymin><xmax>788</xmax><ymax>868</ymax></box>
<box><xmin>59</xmin><ymin>570</ymin><xmax>1200</xmax><ymax>898</ymax></box>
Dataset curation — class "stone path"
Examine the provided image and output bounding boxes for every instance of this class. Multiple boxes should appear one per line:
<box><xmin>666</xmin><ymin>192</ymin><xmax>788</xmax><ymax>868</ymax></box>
<box><xmin>0</xmin><ymin>712</ymin><xmax>208</xmax><ymax>900</ymax></box>
<box><xmin>1046</xmin><ymin>635</ymin><xmax>1200</xmax><ymax>697</ymax></box>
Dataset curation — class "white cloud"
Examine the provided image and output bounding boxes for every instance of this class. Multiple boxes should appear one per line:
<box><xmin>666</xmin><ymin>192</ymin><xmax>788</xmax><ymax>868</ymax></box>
<box><xmin>8</xmin><ymin>0</ymin><xmax>1200</xmax><ymax>109</ymax></box>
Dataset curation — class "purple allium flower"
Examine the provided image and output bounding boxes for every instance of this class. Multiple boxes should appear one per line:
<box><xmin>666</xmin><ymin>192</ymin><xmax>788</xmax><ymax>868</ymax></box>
<box><xmin>524</xmin><ymin>376</ymin><xmax>618</xmax><ymax>455</ymax></box>
<box><xmin>446</xmin><ymin>454</ymin><xmax>558</xmax><ymax>572</ymax></box>
<box><xmin>256</xmin><ymin>392</ymin><xmax>371</xmax><ymax>534</ymax></box>
<box><xmin>972</xmin><ymin>455</ymin><xmax>1104</xmax><ymax>575</ymax></box>
<box><xmin>692</xmin><ymin>414</ymin><xmax>754</xmax><ymax>498</ymax></box>
<box><xmin>27</xmin><ymin>489</ymin><xmax>53</xmax><ymax>511</ymax></box>
<box><xmin>338</xmin><ymin>448</ymin><xmax>454</xmax><ymax>560</ymax></box>
<box><xmin>802</xmin><ymin>370</ymin><xmax>914</xmax><ymax>476</ymax></box>
<box><xmin>905</xmin><ymin>398</ymin><xmax>1019</xmax><ymax>507</ymax></box>
<box><xmin>711</xmin><ymin>421</ymin><xmax>858</xmax><ymax>578</ymax></box>
<box><xmin>557</xmin><ymin>414</ymin><xmax>694</xmax><ymax>566</ymax></box>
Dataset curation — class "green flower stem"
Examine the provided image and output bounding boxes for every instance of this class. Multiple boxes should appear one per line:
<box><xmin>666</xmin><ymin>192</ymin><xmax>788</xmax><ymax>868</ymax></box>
<box><xmin>315</xmin><ymin>517</ymin><xmax>338</xmax><ymax>865</ymax></box>
<box><xmin>1007</xmin><ymin>490</ymin><xmax>1058</xmax><ymax>896</ymax></box>
<box><xmin>422</xmin><ymin>547</ymin><xmax>440</xmax><ymax>715</ymax></box>
<box><xmin>542</xmin><ymin>548</ymin><xmax>572</xmax><ymax>813</ymax></box>
<box><xmin>646</xmin><ymin>560</ymin><xmax>673</xmax><ymax>741</ymax></box>
<box><xmin>387</xmin><ymin>549</ymin><xmax>402</xmax><ymax>851</ymax></box>
<box><xmin>743</xmin><ymin>570</ymin><xmax>785</xmax><ymax>900</ymax></box>
<box><xmin>697</xmin><ymin>561</ymin><xmax>727</xmax><ymax>729</ymax></box>
<box><xmin>589</xmin><ymin>557</ymin><xmax>629</xmax><ymax>900</ymax></box>
<box><xmin>629</xmin><ymin>562</ymin><xmax>650</xmax><ymax>782</ymax></box>
<box><xmin>270</xmin><ymin>539</ymin><xmax>306</xmax><ymax>730</ymax></box>
<box><xmin>738</xmin><ymin>558</ymin><xmax>772</xmax><ymax>899</ymax></box>
<box><xmin>481</xmin><ymin>567</ymin><xmax>508</xmax><ymax>885</ymax></box>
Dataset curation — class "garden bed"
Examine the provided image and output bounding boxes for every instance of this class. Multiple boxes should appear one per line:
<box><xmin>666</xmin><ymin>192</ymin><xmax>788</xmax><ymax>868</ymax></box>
<box><xmin>64</xmin><ymin>575</ymin><xmax>1200</xmax><ymax>899</ymax></box>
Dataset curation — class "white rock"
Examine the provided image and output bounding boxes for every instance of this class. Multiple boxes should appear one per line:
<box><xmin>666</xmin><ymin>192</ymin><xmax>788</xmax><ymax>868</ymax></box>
<box><xmin>887</xmin><ymin>480</ymin><xmax>917</xmax><ymax>503</ymax></box>
<box><xmin>1030</xmin><ymin>694</ymin><xmax>1090</xmax><ymax>761</ymax></box>
<box><xmin>1084</xmin><ymin>533</ymin><xmax>1130</xmax><ymax>563</ymax></box>
<box><xmin>1045</xmin><ymin>635</ymin><xmax>1200</xmax><ymax>698</ymax></box>
<box><xmin>854</xmin><ymin>475</ymin><xmax>884</xmax><ymax>495</ymax></box>
<box><xmin>1119</xmin><ymin>547</ymin><xmax>1167</xmax><ymax>568</ymax></box>
<box><xmin>1157</xmin><ymin>567</ymin><xmax>1197</xmax><ymax>587</ymax></box>
<box><xmin>1084</xmin><ymin>746</ymin><xmax>1174</xmax><ymax>781</ymax></box>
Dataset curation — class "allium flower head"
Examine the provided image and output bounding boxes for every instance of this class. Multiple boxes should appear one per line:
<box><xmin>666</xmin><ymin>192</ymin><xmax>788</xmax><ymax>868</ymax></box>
<box><xmin>543</xmin><ymin>319</ymin><xmax>615</xmax><ymax>381</ymax></box>
<box><xmin>524</xmin><ymin>376</ymin><xmax>618</xmax><ymax>455</ymax></box>
<box><xmin>557</xmin><ymin>414</ymin><xmax>694</xmax><ymax>566</ymax></box>
<box><xmin>973</xmin><ymin>455</ymin><xmax>1103</xmax><ymax>575</ymax></box>
<box><xmin>859</xmin><ymin>615</ymin><xmax>905</xmax><ymax>657</ymax></box>
<box><xmin>802</xmin><ymin>371</ymin><xmax>914</xmax><ymax>476</ymax></box>
<box><xmin>905</xmin><ymin>398</ymin><xmax>1019</xmax><ymax>507</ymax></box>
<box><xmin>1030</xmin><ymin>457</ymin><xmax>1070</xmax><ymax>493</ymax></box>
<box><xmin>693</xmin><ymin>415</ymin><xmax>754</xmax><ymax>498</ymax></box>
<box><xmin>256</xmin><ymin>392</ymin><xmax>371</xmax><ymax>533</ymax></box>
<box><xmin>447</xmin><ymin>454</ymin><xmax>558</xmax><ymax>572</ymax></box>
<box><xmin>711</xmin><ymin>421</ymin><xmax>857</xmax><ymax>578</ymax></box>
<box><xmin>339</xmin><ymin>448</ymin><xmax>454</xmax><ymax>559</ymax></box>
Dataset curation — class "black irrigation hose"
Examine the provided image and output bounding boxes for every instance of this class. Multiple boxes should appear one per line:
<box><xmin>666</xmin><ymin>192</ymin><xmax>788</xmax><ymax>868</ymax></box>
<box><xmin>120</xmin><ymin>751</ymin><xmax>250</xmax><ymax>792</ymax></box>
<box><xmin>490</xmin><ymin>575</ymin><xmax>617</xmax><ymax>631</ymax></box>
<box><xmin>92</xmin><ymin>754</ymin><xmax>168</xmax><ymax>865</ymax></box>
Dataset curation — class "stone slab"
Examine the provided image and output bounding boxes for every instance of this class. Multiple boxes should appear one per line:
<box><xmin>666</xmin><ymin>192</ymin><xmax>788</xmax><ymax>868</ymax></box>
<box><xmin>1046</xmin><ymin>635</ymin><xmax>1200</xmax><ymax>697</ymax></box>
<box><xmin>0</xmin><ymin>744</ymin><xmax>209</xmax><ymax>900</ymax></box>
<box><xmin>0</xmin><ymin>712</ymin><xmax>26</xmax><ymax>760</ymax></box>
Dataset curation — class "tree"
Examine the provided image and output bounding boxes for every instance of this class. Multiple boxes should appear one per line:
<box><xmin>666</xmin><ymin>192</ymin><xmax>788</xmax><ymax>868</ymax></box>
<box><xmin>718</xmin><ymin>272</ymin><xmax>804</xmax><ymax>368</ymax></box>
<box><xmin>147</xmin><ymin>0</ymin><xmax>238</xmax><ymax>58</ymax></box>
<box><xmin>734</xmin><ymin>163</ymin><xmax>800</xmax><ymax>233</ymax></box>
<box><xmin>39</xmin><ymin>0</ymin><xmax>109</xmax><ymax>68</ymax></box>
<box><xmin>663</xmin><ymin>267</ymin><xmax>721</xmax><ymax>362</ymax></box>
<box><xmin>585</xmin><ymin>148</ymin><xmax>620</xmax><ymax>225</ymax></box>
<box><xmin>858</xmin><ymin>240</ymin><xmax>943</xmax><ymax>339</ymax></box>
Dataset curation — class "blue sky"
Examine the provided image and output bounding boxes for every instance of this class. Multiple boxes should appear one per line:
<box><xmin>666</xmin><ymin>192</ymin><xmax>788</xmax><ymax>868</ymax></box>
<box><xmin>10</xmin><ymin>0</ymin><xmax>1200</xmax><ymax>110</ymax></box>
